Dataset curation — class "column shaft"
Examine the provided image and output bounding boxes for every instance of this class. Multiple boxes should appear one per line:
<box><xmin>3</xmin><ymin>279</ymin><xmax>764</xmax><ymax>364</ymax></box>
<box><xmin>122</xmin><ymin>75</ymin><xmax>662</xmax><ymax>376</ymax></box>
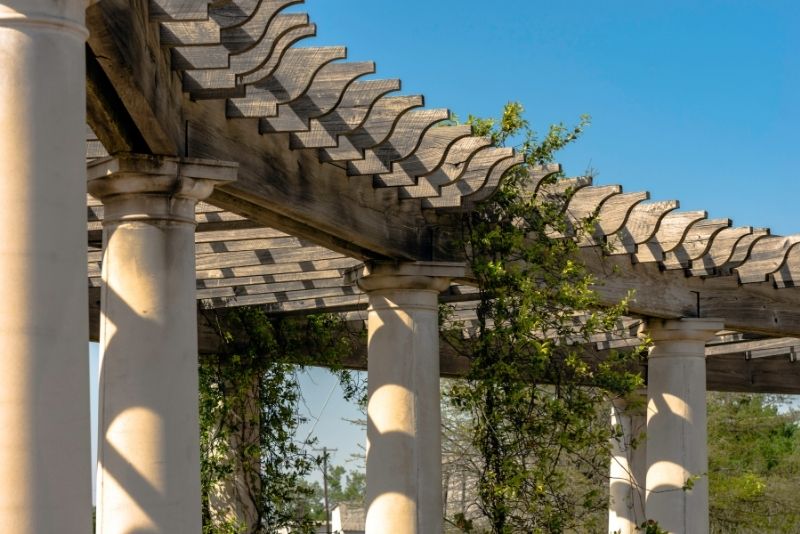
<box><xmin>90</xmin><ymin>156</ymin><xmax>236</xmax><ymax>534</ymax></box>
<box><xmin>366</xmin><ymin>290</ymin><xmax>442</xmax><ymax>533</ymax></box>
<box><xmin>609</xmin><ymin>394</ymin><xmax>647</xmax><ymax>534</ymax></box>
<box><xmin>350</xmin><ymin>262</ymin><xmax>464</xmax><ymax>534</ymax></box>
<box><xmin>0</xmin><ymin>2</ymin><xmax>91</xmax><ymax>532</ymax></box>
<box><xmin>645</xmin><ymin>318</ymin><xmax>722</xmax><ymax>534</ymax></box>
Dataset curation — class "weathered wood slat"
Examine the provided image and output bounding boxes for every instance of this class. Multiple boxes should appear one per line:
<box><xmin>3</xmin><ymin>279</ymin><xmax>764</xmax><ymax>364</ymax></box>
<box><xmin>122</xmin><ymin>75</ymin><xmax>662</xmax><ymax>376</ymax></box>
<box><xmin>227</xmin><ymin>47</ymin><xmax>348</xmax><ymax>118</ymax></box>
<box><xmin>564</xmin><ymin>185</ymin><xmax>622</xmax><ymax>227</ymax></box>
<box><xmin>319</xmin><ymin>96</ymin><xmax>426</xmax><ymax>161</ymax></box>
<box><xmin>149</xmin><ymin>0</ymin><xmax>211</xmax><ymax>22</ymax></box>
<box><xmin>661</xmin><ymin>218</ymin><xmax>732</xmax><ymax>270</ymax></box>
<box><xmin>194</xmin><ymin>235</ymin><xmax>303</xmax><ymax>254</ymax></box>
<box><xmin>772</xmin><ymin>245</ymin><xmax>800</xmax><ymax>289</ymax></box>
<box><xmin>425</xmin><ymin>151</ymin><xmax>525</xmax><ymax>209</ymax></box>
<box><xmin>371</xmin><ymin>125</ymin><xmax>474</xmax><ymax>186</ymax></box>
<box><xmin>461</xmin><ymin>153</ymin><xmax>528</xmax><ymax>208</ymax></box>
<box><xmin>207</xmin><ymin>0</ymin><xmax>270</xmax><ymax>29</ymax></box>
<box><xmin>716</xmin><ymin>229</ymin><xmax>771</xmax><ymax>275</ymax></box>
<box><xmin>419</xmin><ymin>148</ymin><xmax>513</xmax><ymax>209</ymax></box>
<box><xmin>201</xmin><ymin>284</ymin><xmax>362</xmax><ymax>308</ymax></box>
<box><xmin>735</xmin><ymin>235</ymin><xmax>800</xmax><ymax>283</ymax></box>
<box><xmin>633</xmin><ymin>210</ymin><xmax>706</xmax><ymax>263</ymax></box>
<box><xmin>345</xmin><ymin>110</ymin><xmax>452</xmax><ymax>176</ymax></box>
<box><xmin>196</xmin><ymin>256</ymin><xmax>359</xmax><ymax>281</ymax></box>
<box><xmin>606</xmin><ymin>200</ymin><xmax>679</xmax><ymax>254</ymax></box>
<box><xmin>160</xmin><ymin>19</ymin><xmax>219</xmax><ymax>46</ymax></box>
<box><xmin>585</xmin><ymin>192</ymin><xmax>649</xmax><ymax>245</ymax></box>
<box><xmin>687</xmin><ymin>226</ymin><xmax>754</xmax><ymax>276</ymax></box>
<box><xmin>184</xmin><ymin>19</ymin><xmax>316</xmax><ymax>93</ymax></box>
<box><xmin>290</xmin><ymin>80</ymin><xmax>402</xmax><ymax>149</ymax></box>
<box><xmin>397</xmin><ymin>137</ymin><xmax>493</xmax><ymax>199</ymax></box>
<box><xmin>195</xmin><ymin>245</ymin><xmax>345</xmax><ymax>270</ymax></box>
<box><xmin>197</xmin><ymin>275</ymin><xmax>349</xmax><ymax>299</ymax></box>
<box><xmin>197</xmin><ymin>268</ymin><xmax>343</xmax><ymax>290</ymax></box>
<box><xmin>174</xmin><ymin>11</ymin><xmax>308</xmax><ymax>71</ymax></box>
<box><xmin>214</xmin><ymin>0</ymin><xmax>299</xmax><ymax>40</ymax></box>
<box><xmin>259</xmin><ymin>61</ymin><xmax>376</xmax><ymax>133</ymax></box>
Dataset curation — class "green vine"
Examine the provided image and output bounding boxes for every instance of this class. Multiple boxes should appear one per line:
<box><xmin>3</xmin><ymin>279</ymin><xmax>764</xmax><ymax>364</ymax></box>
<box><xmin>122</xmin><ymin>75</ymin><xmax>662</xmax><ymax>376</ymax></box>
<box><xmin>199</xmin><ymin>307</ymin><xmax>365</xmax><ymax>533</ymax></box>
<box><xmin>442</xmin><ymin>103</ymin><xmax>646</xmax><ymax>533</ymax></box>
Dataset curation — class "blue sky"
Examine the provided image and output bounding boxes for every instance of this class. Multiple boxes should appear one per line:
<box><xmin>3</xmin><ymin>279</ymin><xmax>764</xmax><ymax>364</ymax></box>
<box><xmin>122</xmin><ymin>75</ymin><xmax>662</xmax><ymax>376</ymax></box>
<box><xmin>91</xmin><ymin>0</ymin><xmax>799</xmax><ymax>491</ymax></box>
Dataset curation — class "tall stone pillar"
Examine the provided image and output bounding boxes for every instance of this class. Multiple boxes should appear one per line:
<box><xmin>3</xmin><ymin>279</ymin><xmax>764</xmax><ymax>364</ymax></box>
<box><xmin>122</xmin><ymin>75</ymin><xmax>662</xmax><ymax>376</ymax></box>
<box><xmin>348</xmin><ymin>261</ymin><xmax>466</xmax><ymax>534</ymax></box>
<box><xmin>88</xmin><ymin>155</ymin><xmax>237</xmax><ymax>534</ymax></box>
<box><xmin>609</xmin><ymin>392</ymin><xmax>647</xmax><ymax>534</ymax></box>
<box><xmin>645</xmin><ymin>318</ymin><xmax>722</xmax><ymax>534</ymax></box>
<box><xmin>0</xmin><ymin>2</ymin><xmax>91</xmax><ymax>532</ymax></box>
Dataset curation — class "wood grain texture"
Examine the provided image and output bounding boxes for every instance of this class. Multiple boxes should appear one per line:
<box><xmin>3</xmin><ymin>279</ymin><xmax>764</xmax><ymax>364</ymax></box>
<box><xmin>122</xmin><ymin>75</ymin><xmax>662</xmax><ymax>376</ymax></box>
<box><xmin>345</xmin><ymin>109</ymin><xmax>451</xmax><ymax>175</ymax></box>
<box><xmin>735</xmin><ymin>235</ymin><xmax>800</xmax><ymax>283</ymax></box>
<box><xmin>227</xmin><ymin>47</ymin><xmax>347</xmax><ymax>118</ymax></box>
<box><xmin>632</xmin><ymin>210</ymin><xmax>707</xmax><ymax>263</ymax></box>
<box><xmin>319</xmin><ymin>95</ymin><xmax>425</xmax><ymax>161</ymax></box>
<box><xmin>586</xmin><ymin>191</ymin><xmax>649</xmax><ymax>245</ymax></box>
<box><xmin>686</xmin><ymin>226</ymin><xmax>753</xmax><ymax>276</ymax></box>
<box><xmin>372</xmin><ymin>125</ymin><xmax>474</xmax><ymax>186</ymax></box>
<box><xmin>397</xmin><ymin>137</ymin><xmax>493</xmax><ymax>199</ymax></box>
<box><xmin>606</xmin><ymin>200</ymin><xmax>679</xmax><ymax>254</ymax></box>
<box><xmin>420</xmin><ymin>148</ymin><xmax>514</xmax><ymax>209</ymax></box>
<box><xmin>88</xmin><ymin>0</ymin><xmax>185</xmax><ymax>155</ymax></box>
<box><xmin>290</xmin><ymin>80</ymin><xmax>402</xmax><ymax>149</ymax></box>
<box><xmin>175</xmin><ymin>12</ymin><xmax>308</xmax><ymax>72</ymax></box>
<box><xmin>259</xmin><ymin>62</ymin><xmax>376</xmax><ymax>133</ymax></box>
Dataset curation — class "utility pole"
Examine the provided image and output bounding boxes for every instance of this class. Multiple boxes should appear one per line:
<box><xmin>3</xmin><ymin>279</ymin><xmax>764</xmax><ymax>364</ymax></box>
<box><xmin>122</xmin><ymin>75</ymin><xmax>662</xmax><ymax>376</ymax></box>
<box><xmin>314</xmin><ymin>446</ymin><xmax>337</xmax><ymax>534</ymax></box>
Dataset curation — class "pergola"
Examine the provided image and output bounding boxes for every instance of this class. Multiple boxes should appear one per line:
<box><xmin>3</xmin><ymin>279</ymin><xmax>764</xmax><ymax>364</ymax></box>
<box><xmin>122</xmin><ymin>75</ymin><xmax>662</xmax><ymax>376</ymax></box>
<box><xmin>2</xmin><ymin>2</ymin><xmax>799</xmax><ymax>533</ymax></box>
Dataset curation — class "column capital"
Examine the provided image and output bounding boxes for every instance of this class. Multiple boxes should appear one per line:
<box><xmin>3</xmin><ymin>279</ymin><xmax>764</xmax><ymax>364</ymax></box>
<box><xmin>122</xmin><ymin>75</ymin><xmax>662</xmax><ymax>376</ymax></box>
<box><xmin>647</xmin><ymin>317</ymin><xmax>724</xmax><ymax>344</ymax></box>
<box><xmin>345</xmin><ymin>261</ymin><xmax>467</xmax><ymax>293</ymax></box>
<box><xmin>87</xmin><ymin>154</ymin><xmax>237</xmax><ymax>224</ymax></box>
<box><xmin>0</xmin><ymin>1</ymin><xmax>87</xmax><ymax>38</ymax></box>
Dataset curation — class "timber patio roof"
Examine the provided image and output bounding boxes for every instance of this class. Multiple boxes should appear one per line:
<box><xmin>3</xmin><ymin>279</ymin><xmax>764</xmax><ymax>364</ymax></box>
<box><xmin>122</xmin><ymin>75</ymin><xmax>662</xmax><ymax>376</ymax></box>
<box><xmin>85</xmin><ymin>1</ymin><xmax>800</xmax><ymax>391</ymax></box>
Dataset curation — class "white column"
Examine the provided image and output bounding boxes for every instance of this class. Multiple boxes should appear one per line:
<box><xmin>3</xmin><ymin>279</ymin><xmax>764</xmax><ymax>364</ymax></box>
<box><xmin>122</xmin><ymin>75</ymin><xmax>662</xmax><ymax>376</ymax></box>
<box><xmin>609</xmin><ymin>393</ymin><xmax>647</xmax><ymax>534</ymax></box>
<box><xmin>645</xmin><ymin>318</ymin><xmax>722</xmax><ymax>534</ymax></box>
<box><xmin>88</xmin><ymin>155</ymin><xmax>236</xmax><ymax>534</ymax></box>
<box><xmin>349</xmin><ymin>261</ymin><xmax>465</xmax><ymax>534</ymax></box>
<box><xmin>0</xmin><ymin>2</ymin><xmax>91</xmax><ymax>532</ymax></box>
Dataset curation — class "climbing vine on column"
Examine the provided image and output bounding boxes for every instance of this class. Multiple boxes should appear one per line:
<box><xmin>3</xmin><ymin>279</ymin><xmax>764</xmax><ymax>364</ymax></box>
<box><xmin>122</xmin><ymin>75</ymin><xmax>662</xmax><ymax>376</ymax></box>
<box><xmin>442</xmin><ymin>103</ymin><xmax>646</xmax><ymax>533</ymax></box>
<box><xmin>198</xmin><ymin>307</ymin><xmax>365</xmax><ymax>534</ymax></box>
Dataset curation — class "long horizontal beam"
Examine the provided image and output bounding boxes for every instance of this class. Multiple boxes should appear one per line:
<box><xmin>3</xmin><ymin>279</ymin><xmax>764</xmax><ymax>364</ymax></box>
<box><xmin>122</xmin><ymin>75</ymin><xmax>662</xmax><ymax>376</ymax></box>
<box><xmin>170</xmin><ymin>306</ymin><xmax>800</xmax><ymax>394</ymax></box>
<box><xmin>582</xmin><ymin>251</ymin><xmax>800</xmax><ymax>337</ymax></box>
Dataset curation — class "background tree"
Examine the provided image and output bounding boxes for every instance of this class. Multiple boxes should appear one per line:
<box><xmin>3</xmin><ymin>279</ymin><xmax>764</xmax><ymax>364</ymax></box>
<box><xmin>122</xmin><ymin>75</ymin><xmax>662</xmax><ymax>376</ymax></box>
<box><xmin>301</xmin><ymin>463</ymin><xmax>367</xmax><ymax>523</ymax></box>
<box><xmin>708</xmin><ymin>392</ymin><xmax>800</xmax><ymax>533</ymax></box>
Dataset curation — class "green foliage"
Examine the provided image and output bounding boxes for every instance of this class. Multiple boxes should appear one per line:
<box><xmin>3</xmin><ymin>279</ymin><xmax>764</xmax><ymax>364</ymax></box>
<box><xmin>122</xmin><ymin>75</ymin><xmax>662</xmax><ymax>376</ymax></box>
<box><xmin>639</xmin><ymin>519</ymin><xmax>669</xmax><ymax>534</ymax></box>
<box><xmin>199</xmin><ymin>307</ymin><xmax>365</xmax><ymax>533</ymax></box>
<box><xmin>443</xmin><ymin>102</ymin><xmax>645</xmax><ymax>533</ymax></box>
<box><xmin>708</xmin><ymin>393</ymin><xmax>800</xmax><ymax>533</ymax></box>
<box><xmin>301</xmin><ymin>463</ymin><xmax>367</xmax><ymax>522</ymax></box>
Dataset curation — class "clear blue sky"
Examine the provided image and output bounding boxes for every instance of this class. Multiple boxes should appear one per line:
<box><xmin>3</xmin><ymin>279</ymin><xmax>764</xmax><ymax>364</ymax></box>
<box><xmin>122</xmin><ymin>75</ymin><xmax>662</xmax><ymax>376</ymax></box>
<box><xmin>91</xmin><ymin>0</ymin><xmax>799</xmax><ymax>493</ymax></box>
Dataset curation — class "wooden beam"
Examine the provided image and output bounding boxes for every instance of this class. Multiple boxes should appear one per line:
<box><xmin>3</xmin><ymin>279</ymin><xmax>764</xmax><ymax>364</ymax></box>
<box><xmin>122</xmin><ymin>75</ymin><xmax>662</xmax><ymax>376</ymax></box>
<box><xmin>86</xmin><ymin>0</ymin><xmax>185</xmax><ymax>155</ymax></box>
<box><xmin>581</xmin><ymin>251</ymin><xmax>800</xmax><ymax>337</ymax></box>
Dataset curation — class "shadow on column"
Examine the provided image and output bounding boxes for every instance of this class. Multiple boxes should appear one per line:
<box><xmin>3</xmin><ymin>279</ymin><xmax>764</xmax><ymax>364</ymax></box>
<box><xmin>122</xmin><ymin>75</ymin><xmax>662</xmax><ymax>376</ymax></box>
<box><xmin>97</xmin><ymin>283</ymin><xmax>199</xmax><ymax>534</ymax></box>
